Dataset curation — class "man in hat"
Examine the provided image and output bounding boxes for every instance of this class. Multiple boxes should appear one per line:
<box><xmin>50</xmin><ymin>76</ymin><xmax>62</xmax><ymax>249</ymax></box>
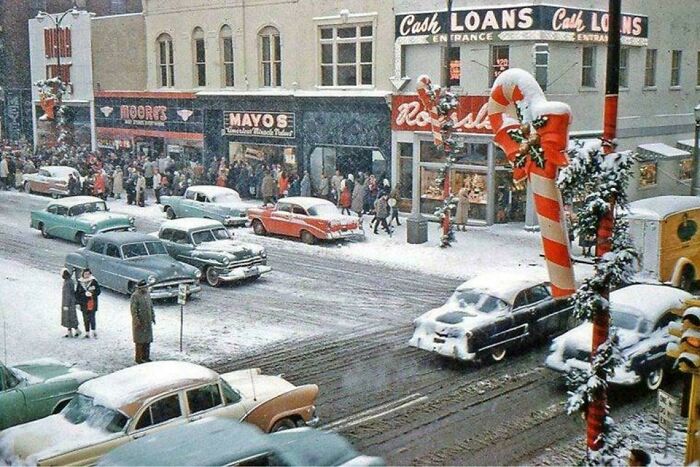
<box><xmin>130</xmin><ymin>279</ymin><xmax>155</xmax><ymax>364</ymax></box>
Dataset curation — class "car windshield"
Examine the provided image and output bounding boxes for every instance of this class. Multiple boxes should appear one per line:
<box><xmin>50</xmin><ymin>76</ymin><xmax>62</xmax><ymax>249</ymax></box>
<box><xmin>192</xmin><ymin>228</ymin><xmax>232</xmax><ymax>245</ymax></box>
<box><xmin>70</xmin><ymin>202</ymin><xmax>107</xmax><ymax>216</ymax></box>
<box><xmin>122</xmin><ymin>241</ymin><xmax>167</xmax><ymax>258</ymax></box>
<box><xmin>611</xmin><ymin>309</ymin><xmax>642</xmax><ymax>331</ymax></box>
<box><xmin>213</xmin><ymin>193</ymin><xmax>241</xmax><ymax>204</ymax></box>
<box><xmin>447</xmin><ymin>289</ymin><xmax>509</xmax><ymax>313</ymax></box>
<box><xmin>62</xmin><ymin>394</ymin><xmax>128</xmax><ymax>434</ymax></box>
<box><xmin>307</xmin><ymin>204</ymin><xmax>339</xmax><ymax>217</ymax></box>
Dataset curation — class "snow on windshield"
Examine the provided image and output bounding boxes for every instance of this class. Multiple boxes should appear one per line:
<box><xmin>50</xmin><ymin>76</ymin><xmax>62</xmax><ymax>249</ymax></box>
<box><xmin>308</xmin><ymin>204</ymin><xmax>340</xmax><ymax>217</ymax></box>
<box><xmin>192</xmin><ymin>228</ymin><xmax>231</xmax><ymax>245</ymax></box>
<box><xmin>122</xmin><ymin>241</ymin><xmax>167</xmax><ymax>258</ymax></box>
<box><xmin>70</xmin><ymin>202</ymin><xmax>107</xmax><ymax>216</ymax></box>
<box><xmin>213</xmin><ymin>193</ymin><xmax>241</xmax><ymax>204</ymax></box>
<box><xmin>63</xmin><ymin>394</ymin><xmax>128</xmax><ymax>433</ymax></box>
<box><xmin>447</xmin><ymin>289</ymin><xmax>509</xmax><ymax>313</ymax></box>
<box><xmin>611</xmin><ymin>309</ymin><xmax>641</xmax><ymax>331</ymax></box>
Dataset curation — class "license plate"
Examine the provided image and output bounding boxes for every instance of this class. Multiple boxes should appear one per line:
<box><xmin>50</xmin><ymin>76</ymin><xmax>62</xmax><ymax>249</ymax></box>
<box><xmin>433</xmin><ymin>337</ymin><xmax>446</xmax><ymax>344</ymax></box>
<box><xmin>244</xmin><ymin>267</ymin><xmax>259</xmax><ymax>277</ymax></box>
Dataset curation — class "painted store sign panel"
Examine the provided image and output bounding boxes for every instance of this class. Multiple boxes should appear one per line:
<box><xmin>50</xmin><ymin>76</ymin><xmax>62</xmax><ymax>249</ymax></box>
<box><xmin>391</xmin><ymin>95</ymin><xmax>492</xmax><ymax>134</ymax></box>
<box><xmin>223</xmin><ymin>111</ymin><xmax>295</xmax><ymax>139</ymax></box>
<box><xmin>396</xmin><ymin>5</ymin><xmax>648</xmax><ymax>45</ymax></box>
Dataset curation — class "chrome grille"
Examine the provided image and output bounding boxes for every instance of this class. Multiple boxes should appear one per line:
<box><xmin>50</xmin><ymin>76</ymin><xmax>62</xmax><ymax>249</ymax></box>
<box><xmin>227</xmin><ymin>255</ymin><xmax>266</xmax><ymax>270</ymax></box>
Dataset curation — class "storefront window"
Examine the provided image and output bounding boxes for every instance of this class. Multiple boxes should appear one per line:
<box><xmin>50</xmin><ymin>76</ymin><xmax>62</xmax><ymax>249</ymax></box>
<box><xmin>494</xmin><ymin>146</ymin><xmax>508</xmax><ymax>167</ymax></box>
<box><xmin>639</xmin><ymin>162</ymin><xmax>657</xmax><ymax>187</ymax></box>
<box><xmin>420</xmin><ymin>140</ymin><xmax>444</xmax><ymax>163</ymax></box>
<box><xmin>456</xmin><ymin>142</ymin><xmax>488</xmax><ymax>166</ymax></box>
<box><xmin>495</xmin><ymin>170</ymin><xmax>526</xmax><ymax>223</ymax></box>
<box><xmin>229</xmin><ymin>142</ymin><xmax>297</xmax><ymax>175</ymax></box>
<box><xmin>420</xmin><ymin>167</ymin><xmax>487</xmax><ymax>220</ymax></box>
<box><xmin>680</xmin><ymin>158</ymin><xmax>693</xmax><ymax>180</ymax></box>
<box><xmin>398</xmin><ymin>142</ymin><xmax>413</xmax><ymax>202</ymax></box>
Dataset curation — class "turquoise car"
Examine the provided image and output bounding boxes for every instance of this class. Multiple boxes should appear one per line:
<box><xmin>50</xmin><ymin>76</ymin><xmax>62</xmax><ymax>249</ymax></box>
<box><xmin>161</xmin><ymin>186</ymin><xmax>249</xmax><ymax>227</ymax></box>
<box><xmin>31</xmin><ymin>196</ymin><xmax>135</xmax><ymax>246</ymax></box>
<box><xmin>1</xmin><ymin>359</ymin><xmax>97</xmax><ymax>430</ymax></box>
<box><xmin>97</xmin><ymin>417</ymin><xmax>384</xmax><ymax>466</ymax></box>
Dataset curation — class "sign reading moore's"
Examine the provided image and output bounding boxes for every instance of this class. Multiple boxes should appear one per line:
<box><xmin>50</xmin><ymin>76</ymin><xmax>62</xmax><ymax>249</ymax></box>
<box><xmin>396</xmin><ymin>4</ymin><xmax>648</xmax><ymax>45</ymax></box>
<box><xmin>223</xmin><ymin>111</ymin><xmax>295</xmax><ymax>139</ymax></box>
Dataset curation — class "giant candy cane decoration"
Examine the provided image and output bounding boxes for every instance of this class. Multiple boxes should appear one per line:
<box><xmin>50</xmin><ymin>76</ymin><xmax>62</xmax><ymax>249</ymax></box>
<box><xmin>488</xmin><ymin>69</ymin><xmax>575</xmax><ymax>298</ymax></box>
<box><xmin>415</xmin><ymin>75</ymin><xmax>444</xmax><ymax>148</ymax></box>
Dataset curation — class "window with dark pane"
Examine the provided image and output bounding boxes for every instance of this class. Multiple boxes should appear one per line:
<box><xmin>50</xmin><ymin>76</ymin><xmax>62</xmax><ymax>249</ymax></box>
<box><xmin>221</xmin><ymin>25</ymin><xmax>234</xmax><ymax>87</ymax></box>
<box><xmin>489</xmin><ymin>45</ymin><xmax>509</xmax><ymax>86</ymax></box>
<box><xmin>581</xmin><ymin>46</ymin><xmax>596</xmax><ymax>88</ymax></box>
<box><xmin>193</xmin><ymin>27</ymin><xmax>206</xmax><ymax>87</ymax></box>
<box><xmin>534</xmin><ymin>43</ymin><xmax>548</xmax><ymax>91</ymax></box>
<box><xmin>259</xmin><ymin>27</ymin><xmax>281</xmax><ymax>87</ymax></box>
<box><xmin>619</xmin><ymin>47</ymin><xmax>629</xmax><ymax>88</ymax></box>
<box><xmin>448</xmin><ymin>46</ymin><xmax>460</xmax><ymax>87</ymax></box>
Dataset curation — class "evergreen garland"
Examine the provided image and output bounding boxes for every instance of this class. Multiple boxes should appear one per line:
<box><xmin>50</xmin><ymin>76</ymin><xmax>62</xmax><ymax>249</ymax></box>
<box><xmin>35</xmin><ymin>77</ymin><xmax>69</xmax><ymax>148</ymax></box>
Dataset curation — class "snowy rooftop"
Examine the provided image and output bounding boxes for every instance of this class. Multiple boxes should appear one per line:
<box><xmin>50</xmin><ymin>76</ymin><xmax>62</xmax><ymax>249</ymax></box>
<box><xmin>627</xmin><ymin>196</ymin><xmax>700</xmax><ymax>221</ymax></box>
<box><xmin>49</xmin><ymin>196</ymin><xmax>105</xmax><ymax>208</ymax></box>
<box><xmin>79</xmin><ymin>361</ymin><xmax>218</xmax><ymax>417</ymax></box>
<box><xmin>187</xmin><ymin>185</ymin><xmax>240</xmax><ymax>198</ymax></box>
<box><xmin>456</xmin><ymin>271</ymin><xmax>548</xmax><ymax>303</ymax></box>
<box><xmin>93</xmin><ymin>231</ymin><xmax>161</xmax><ymax>244</ymax></box>
<box><xmin>637</xmin><ymin>143</ymin><xmax>690</xmax><ymax>159</ymax></box>
<box><xmin>278</xmin><ymin>196</ymin><xmax>334</xmax><ymax>210</ymax></box>
<box><xmin>160</xmin><ymin>218</ymin><xmax>223</xmax><ymax>231</ymax></box>
<box><xmin>610</xmin><ymin>284</ymin><xmax>691</xmax><ymax>322</ymax></box>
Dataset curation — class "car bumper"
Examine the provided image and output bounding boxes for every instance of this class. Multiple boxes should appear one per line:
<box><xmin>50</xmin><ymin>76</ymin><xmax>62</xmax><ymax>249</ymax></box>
<box><xmin>326</xmin><ymin>229</ymin><xmax>365</xmax><ymax>241</ymax></box>
<box><xmin>305</xmin><ymin>416</ymin><xmax>320</xmax><ymax>427</ymax></box>
<box><xmin>408</xmin><ymin>330</ymin><xmax>476</xmax><ymax>361</ymax></box>
<box><xmin>150</xmin><ymin>283</ymin><xmax>202</xmax><ymax>300</ymax></box>
<box><xmin>223</xmin><ymin>217</ymin><xmax>249</xmax><ymax>227</ymax></box>
<box><xmin>218</xmin><ymin>265</ymin><xmax>272</xmax><ymax>282</ymax></box>
<box><xmin>544</xmin><ymin>354</ymin><xmax>641</xmax><ymax>385</ymax></box>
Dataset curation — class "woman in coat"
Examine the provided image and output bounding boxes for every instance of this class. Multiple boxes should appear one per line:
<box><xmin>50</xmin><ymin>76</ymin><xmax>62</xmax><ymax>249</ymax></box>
<box><xmin>75</xmin><ymin>269</ymin><xmax>101</xmax><ymax>338</ymax></box>
<box><xmin>339</xmin><ymin>184</ymin><xmax>352</xmax><ymax>215</ymax></box>
<box><xmin>455</xmin><ymin>180</ymin><xmax>471</xmax><ymax>231</ymax></box>
<box><xmin>300</xmin><ymin>171</ymin><xmax>311</xmax><ymax>197</ymax></box>
<box><xmin>61</xmin><ymin>269</ymin><xmax>80</xmax><ymax>337</ymax></box>
<box><xmin>351</xmin><ymin>176</ymin><xmax>365</xmax><ymax>216</ymax></box>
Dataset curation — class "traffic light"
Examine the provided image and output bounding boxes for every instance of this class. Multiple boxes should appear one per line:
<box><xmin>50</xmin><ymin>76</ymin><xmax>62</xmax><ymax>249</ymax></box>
<box><xmin>667</xmin><ymin>306</ymin><xmax>700</xmax><ymax>373</ymax></box>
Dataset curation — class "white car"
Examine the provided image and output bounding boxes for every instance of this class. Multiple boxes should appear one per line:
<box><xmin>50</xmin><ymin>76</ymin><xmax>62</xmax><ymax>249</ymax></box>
<box><xmin>23</xmin><ymin>166</ymin><xmax>81</xmax><ymax>198</ymax></box>
<box><xmin>545</xmin><ymin>284</ymin><xmax>692</xmax><ymax>390</ymax></box>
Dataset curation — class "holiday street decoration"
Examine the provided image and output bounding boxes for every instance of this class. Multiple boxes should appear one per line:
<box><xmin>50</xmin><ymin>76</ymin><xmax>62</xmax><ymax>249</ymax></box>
<box><xmin>38</xmin><ymin>91</ymin><xmax>57</xmax><ymax>121</ymax></box>
<box><xmin>487</xmin><ymin>68</ymin><xmax>575</xmax><ymax>298</ymax></box>
<box><xmin>416</xmin><ymin>74</ymin><xmax>459</xmax><ymax>247</ymax></box>
<box><xmin>35</xmin><ymin>77</ymin><xmax>69</xmax><ymax>147</ymax></box>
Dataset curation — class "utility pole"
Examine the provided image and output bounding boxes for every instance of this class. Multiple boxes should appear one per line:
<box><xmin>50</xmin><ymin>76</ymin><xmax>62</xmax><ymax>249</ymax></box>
<box><xmin>587</xmin><ymin>0</ymin><xmax>620</xmax><ymax>454</ymax></box>
<box><xmin>441</xmin><ymin>0</ymin><xmax>453</xmax><ymax>242</ymax></box>
<box><xmin>691</xmin><ymin>104</ymin><xmax>700</xmax><ymax>195</ymax></box>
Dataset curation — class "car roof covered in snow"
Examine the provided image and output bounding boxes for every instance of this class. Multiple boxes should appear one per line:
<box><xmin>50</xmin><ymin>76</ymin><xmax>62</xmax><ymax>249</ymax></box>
<box><xmin>456</xmin><ymin>271</ymin><xmax>548</xmax><ymax>304</ymax></box>
<box><xmin>79</xmin><ymin>361</ymin><xmax>218</xmax><ymax>418</ymax></box>
<box><xmin>186</xmin><ymin>185</ymin><xmax>239</xmax><ymax>198</ymax></box>
<box><xmin>41</xmin><ymin>166</ymin><xmax>79</xmax><ymax>178</ymax></box>
<box><xmin>49</xmin><ymin>196</ymin><xmax>105</xmax><ymax>208</ymax></box>
<box><xmin>92</xmin><ymin>231</ymin><xmax>162</xmax><ymax>245</ymax></box>
<box><xmin>626</xmin><ymin>196</ymin><xmax>700</xmax><ymax>221</ymax></box>
<box><xmin>277</xmin><ymin>197</ymin><xmax>334</xmax><ymax>210</ymax></box>
<box><xmin>160</xmin><ymin>218</ymin><xmax>224</xmax><ymax>232</ymax></box>
<box><xmin>610</xmin><ymin>284</ymin><xmax>691</xmax><ymax>322</ymax></box>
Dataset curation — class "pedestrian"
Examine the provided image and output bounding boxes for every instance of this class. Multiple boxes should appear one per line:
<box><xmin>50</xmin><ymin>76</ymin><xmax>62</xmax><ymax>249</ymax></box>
<box><xmin>352</xmin><ymin>175</ymin><xmax>365</xmax><ymax>217</ymax></box>
<box><xmin>388</xmin><ymin>183</ymin><xmax>401</xmax><ymax>226</ymax></box>
<box><xmin>300</xmin><ymin>171</ymin><xmax>311</xmax><ymax>197</ymax></box>
<box><xmin>67</xmin><ymin>173</ymin><xmax>80</xmax><ymax>196</ymax></box>
<box><xmin>136</xmin><ymin>171</ymin><xmax>146</xmax><ymax>207</ymax></box>
<box><xmin>331</xmin><ymin>169</ymin><xmax>343</xmax><ymax>204</ymax></box>
<box><xmin>6</xmin><ymin>156</ymin><xmax>16</xmax><ymax>190</ymax></box>
<box><xmin>261</xmin><ymin>171</ymin><xmax>276</xmax><ymax>205</ymax></box>
<box><xmin>61</xmin><ymin>269</ymin><xmax>81</xmax><ymax>338</ymax></box>
<box><xmin>93</xmin><ymin>171</ymin><xmax>106</xmax><ymax>199</ymax></box>
<box><xmin>318</xmin><ymin>173</ymin><xmax>330</xmax><ymax>200</ymax></box>
<box><xmin>278</xmin><ymin>171</ymin><xmax>289</xmax><ymax>197</ymax></box>
<box><xmin>0</xmin><ymin>155</ymin><xmax>8</xmax><ymax>190</ymax></box>
<box><xmin>373</xmin><ymin>194</ymin><xmax>391</xmax><ymax>235</ymax></box>
<box><xmin>455</xmin><ymin>180</ymin><xmax>471</xmax><ymax>232</ymax></box>
<box><xmin>112</xmin><ymin>166</ymin><xmax>124</xmax><ymax>199</ymax></box>
<box><xmin>153</xmin><ymin>168</ymin><xmax>162</xmax><ymax>204</ymax></box>
<box><xmin>143</xmin><ymin>158</ymin><xmax>154</xmax><ymax>189</ymax></box>
<box><xmin>75</xmin><ymin>269</ymin><xmax>100</xmax><ymax>338</ymax></box>
<box><xmin>339</xmin><ymin>183</ymin><xmax>352</xmax><ymax>215</ymax></box>
<box><xmin>131</xmin><ymin>280</ymin><xmax>155</xmax><ymax>364</ymax></box>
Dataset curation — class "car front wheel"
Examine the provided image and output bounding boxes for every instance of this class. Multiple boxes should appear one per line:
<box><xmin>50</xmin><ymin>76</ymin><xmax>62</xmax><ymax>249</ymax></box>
<box><xmin>645</xmin><ymin>368</ymin><xmax>664</xmax><ymax>391</ymax></box>
<box><xmin>40</xmin><ymin>223</ymin><xmax>50</xmax><ymax>239</ymax></box>
<box><xmin>252</xmin><ymin>219</ymin><xmax>267</xmax><ymax>236</ymax></box>
<box><xmin>165</xmin><ymin>207</ymin><xmax>176</xmax><ymax>220</ymax></box>
<box><xmin>301</xmin><ymin>230</ymin><xmax>317</xmax><ymax>245</ymax></box>
<box><xmin>205</xmin><ymin>267</ymin><xmax>221</xmax><ymax>287</ymax></box>
<box><xmin>270</xmin><ymin>418</ymin><xmax>296</xmax><ymax>432</ymax></box>
<box><xmin>24</xmin><ymin>182</ymin><xmax>32</xmax><ymax>194</ymax></box>
<box><xmin>76</xmin><ymin>232</ymin><xmax>87</xmax><ymax>247</ymax></box>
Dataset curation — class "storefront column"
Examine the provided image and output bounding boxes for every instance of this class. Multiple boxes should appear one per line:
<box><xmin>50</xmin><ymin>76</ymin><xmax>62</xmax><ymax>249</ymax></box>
<box><xmin>524</xmin><ymin>183</ymin><xmax>539</xmax><ymax>231</ymax></box>
<box><xmin>486</xmin><ymin>144</ymin><xmax>496</xmax><ymax>225</ymax></box>
<box><xmin>89</xmin><ymin>100</ymin><xmax>97</xmax><ymax>151</ymax></box>
<box><xmin>407</xmin><ymin>132</ymin><xmax>428</xmax><ymax>244</ymax></box>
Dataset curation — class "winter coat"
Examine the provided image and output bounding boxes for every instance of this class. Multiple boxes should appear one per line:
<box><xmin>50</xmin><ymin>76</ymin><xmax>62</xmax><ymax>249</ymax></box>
<box><xmin>131</xmin><ymin>288</ymin><xmax>155</xmax><ymax>344</ymax></box>
<box><xmin>261</xmin><ymin>174</ymin><xmax>275</xmax><ymax>198</ymax></box>
<box><xmin>288</xmin><ymin>179</ymin><xmax>300</xmax><ymax>197</ymax></box>
<box><xmin>352</xmin><ymin>182</ymin><xmax>365</xmax><ymax>213</ymax></box>
<box><xmin>319</xmin><ymin>177</ymin><xmax>330</xmax><ymax>196</ymax></box>
<box><xmin>93</xmin><ymin>173</ymin><xmax>106</xmax><ymax>195</ymax></box>
<box><xmin>61</xmin><ymin>278</ymin><xmax>78</xmax><ymax>329</ymax></box>
<box><xmin>339</xmin><ymin>186</ymin><xmax>352</xmax><ymax>208</ymax></box>
<box><xmin>374</xmin><ymin>197</ymin><xmax>389</xmax><ymax>218</ymax></box>
<box><xmin>136</xmin><ymin>175</ymin><xmax>146</xmax><ymax>193</ymax></box>
<box><xmin>330</xmin><ymin>175</ymin><xmax>343</xmax><ymax>194</ymax></box>
<box><xmin>300</xmin><ymin>175</ymin><xmax>311</xmax><ymax>197</ymax></box>
<box><xmin>75</xmin><ymin>277</ymin><xmax>101</xmax><ymax>313</ymax></box>
<box><xmin>455</xmin><ymin>187</ymin><xmax>470</xmax><ymax>225</ymax></box>
<box><xmin>68</xmin><ymin>177</ymin><xmax>80</xmax><ymax>196</ymax></box>
<box><xmin>143</xmin><ymin>161</ymin><xmax>154</xmax><ymax>178</ymax></box>
<box><xmin>278</xmin><ymin>176</ymin><xmax>289</xmax><ymax>196</ymax></box>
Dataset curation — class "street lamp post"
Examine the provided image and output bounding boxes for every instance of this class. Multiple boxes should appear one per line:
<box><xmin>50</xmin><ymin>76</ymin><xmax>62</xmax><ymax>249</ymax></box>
<box><xmin>692</xmin><ymin>104</ymin><xmax>700</xmax><ymax>196</ymax></box>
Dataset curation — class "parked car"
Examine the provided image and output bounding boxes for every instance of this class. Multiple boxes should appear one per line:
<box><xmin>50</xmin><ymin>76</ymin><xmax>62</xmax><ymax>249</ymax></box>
<box><xmin>161</xmin><ymin>185</ymin><xmax>249</xmax><ymax>227</ymax></box>
<box><xmin>156</xmin><ymin>218</ymin><xmax>271</xmax><ymax>287</ymax></box>
<box><xmin>248</xmin><ymin>197</ymin><xmax>364</xmax><ymax>245</ymax></box>
<box><xmin>0</xmin><ymin>359</ymin><xmax>97</xmax><ymax>431</ymax></box>
<box><xmin>0</xmin><ymin>361</ymin><xmax>319</xmax><ymax>466</ymax></box>
<box><xmin>409</xmin><ymin>272</ymin><xmax>574</xmax><ymax>363</ymax></box>
<box><xmin>626</xmin><ymin>196</ymin><xmax>700</xmax><ymax>291</ymax></box>
<box><xmin>97</xmin><ymin>417</ymin><xmax>383</xmax><ymax>466</ymax></box>
<box><xmin>22</xmin><ymin>166</ymin><xmax>81</xmax><ymax>198</ymax></box>
<box><xmin>545</xmin><ymin>284</ymin><xmax>691</xmax><ymax>391</ymax></box>
<box><xmin>64</xmin><ymin>232</ymin><xmax>202</xmax><ymax>299</ymax></box>
<box><xmin>30</xmin><ymin>196</ymin><xmax>134</xmax><ymax>246</ymax></box>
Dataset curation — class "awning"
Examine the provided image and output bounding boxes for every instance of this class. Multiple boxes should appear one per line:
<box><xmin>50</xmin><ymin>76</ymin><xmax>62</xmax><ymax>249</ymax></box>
<box><xmin>636</xmin><ymin>143</ymin><xmax>690</xmax><ymax>161</ymax></box>
<box><xmin>677</xmin><ymin>139</ymin><xmax>696</xmax><ymax>152</ymax></box>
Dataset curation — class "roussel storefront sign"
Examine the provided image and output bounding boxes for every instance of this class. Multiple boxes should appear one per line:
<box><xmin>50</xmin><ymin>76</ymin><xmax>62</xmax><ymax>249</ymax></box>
<box><xmin>222</xmin><ymin>111</ymin><xmax>295</xmax><ymax>139</ymax></box>
<box><xmin>396</xmin><ymin>5</ymin><xmax>648</xmax><ymax>45</ymax></box>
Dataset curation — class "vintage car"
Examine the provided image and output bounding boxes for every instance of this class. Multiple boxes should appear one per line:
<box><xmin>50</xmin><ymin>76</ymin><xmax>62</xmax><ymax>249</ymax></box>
<box><xmin>97</xmin><ymin>418</ymin><xmax>383</xmax><ymax>466</ymax></box>
<box><xmin>248</xmin><ymin>197</ymin><xmax>364</xmax><ymax>245</ymax></box>
<box><xmin>409</xmin><ymin>272</ymin><xmax>574</xmax><ymax>363</ymax></box>
<box><xmin>30</xmin><ymin>196</ymin><xmax>135</xmax><ymax>246</ymax></box>
<box><xmin>545</xmin><ymin>284</ymin><xmax>691</xmax><ymax>391</ymax></box>
<box><xmin>64</xmin><ymin>232</ymin><xmax>202</xmax><ymax>299</ymax></box>
<box><xmin>0</xmin><ymin>361</ymin><xmax>319</xmax><ymax>466</ymax></box>
<box><xmin>161</xmin><ymin>185</ymin><xmax>250</xmax><ymax>227</ymax></box>
<box><xmin>156</xmin><ymin>218</ymin><xmax>271</xmax><ymax>287</ymax></box>
<box><xmin>23</xmin><ymin>166</ymin><xmax>81</xmax><ymax>198</ymax></box>
<box><xmin>626</xmin><ymin>196</ymin><xmax>700</xmax><ymax>291</ymax></box>
<box><xmin>1</xmin><ymin>359</ymin><xmax>97</xmax><ymax>431</ymax></box>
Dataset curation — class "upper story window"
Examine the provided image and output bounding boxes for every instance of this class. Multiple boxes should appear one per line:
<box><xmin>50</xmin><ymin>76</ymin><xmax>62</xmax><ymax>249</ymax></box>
<box><xmin>645</xmin><ymin>49</ymin><xmax>657</xmax><ymax>87</ymax></box>
<box><xmin>259</xmin><ymin>26</ymin><xmax>281</xmax><ymax>87</ymax></box>
<box><xmin>581</xmin><ymin>46</ymin><xmax>596</xmax><ymax>88</ymax></box>
<box><xmin>220</xmin><ymin>25</ymin><xmax>234</xmax><ymax>87</ymax></box>
<box><xmin>671</xmin><ymin>50</ymin><xmax>682</xmax><ymax>87</ymax></box>
<box><xmin>489</xmin><ymin>45</ymin><xmax>509</xmax><ymax>86</ymax></box>
<box><xmin>534</xmin><ymin>43</ymin><xmax>549</xmax><ymax>91</ymax></box>
<box><xmin>319</xmin><ymin>24</ymin><xmax>373</xmax><ymax>87</ymax></box>
<box><xmin>192</xmin><ymin>27</ymin><xmax>206</xmax><ymax>87</ymax></box>
<box><xmin>157</xmin><ymin>33</ymin><xmax>175</xmax><ymax>87</ymax></box>
<box><xmin>619</xmin><ymin>47</ymin><xmax>629</xmax><ymax>88</ymax></box>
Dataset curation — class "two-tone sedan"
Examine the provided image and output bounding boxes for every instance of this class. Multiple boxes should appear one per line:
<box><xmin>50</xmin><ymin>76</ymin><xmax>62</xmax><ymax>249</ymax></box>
<box><xmin>545</xmin><ymin>284</ymin><xmax>692</xmax><ymax>391</ymax></box>
<box><xmin>161</xmin><ymin>186</ymin><xmax>249</xmax><ymax>227</ymax></box>
<box><xmin>64</xmin><ymin>232</ymin><xmax>202</xmax><ymax>299</ymax></box>
<box><xmin>248</xmin><ymin>197</ymin><xmax>364</xmax><ymax>245</ymax></box>
<box><xmin>0</xmin><ymin>361</ymin><xmax>319</xmax><ymax>466</ymax></box>
<box><xmin>31</xmin><ymin>196</ymin><xmax>134</xmax><ymax>246</ymax></box>
<box><xmin>409</xmin><ymin>272</ymin><xmax>574</xmax><ymax>363</ymax></box>
<box><xmin>1</xmin><ymin>359</ymin><xmax>97</xmax><ymax>430</ymax></box>
<box><xmin>22</xmin><ymin>166</ymin><xmax>81</xmax><ymax>198</ymax></box>
<box><xmin>157</xmin><ymin>218</ymin><xmax>271</xmax><ymax>287</ymax></box>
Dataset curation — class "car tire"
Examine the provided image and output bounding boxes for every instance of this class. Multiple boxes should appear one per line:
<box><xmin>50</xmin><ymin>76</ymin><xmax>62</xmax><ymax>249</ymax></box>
<box><xmin>645</xmin><ymin>368</ymin><xmax>664</xmax><ymax>391</ymax></box>
<box><xmin>270</xmin><ymin>418</ymin><xmax>296</xmax><ymax>432</ymax></box>
<box><xmin>51</xmin><ymin>192</ymin><xmax>60</xmax><ymax>199</ymax></box>
<box><xmin>40</xmin><ymin>223</ymin><xmax>51</xmax><ymax>239</ymax></box>
<box><xmin>76</xmin><ymin>232</ymin><xmax>87</xmax><ymax>247</ymax></box>
<box><xmin>165</xmin><ymin>207</ymin><xmax>176</xmax><ymax>220</ymax></box>
<box><xmin>490</xmin><ymin>347</ymin><xmax>507</xmax><ymax>363</ymax></box>
<box><xmin>24</xmin><ymin>182</ymin><xmax>32</xmax><ymax>194</ymax></box>
<box><xmin>252</xmin><ymin>219</ymin><xmax>267</xmax><ymax>236</ymax></box>
<box><xmin>205</xmin><ymin>267</ymin><xmax>221</xmax><ymax>287</ymax></box>
<box><xmin>300</xmin><ymin>230</ymin><xmax>317</xmax><ymax>245</ymax></box>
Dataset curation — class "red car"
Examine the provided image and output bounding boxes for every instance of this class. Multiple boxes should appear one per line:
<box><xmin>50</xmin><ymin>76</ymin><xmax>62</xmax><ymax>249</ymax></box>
<box><xmin>248</xmin><ymin>197</ymin><xmax>364</xmax><ymax>244</ymax></box>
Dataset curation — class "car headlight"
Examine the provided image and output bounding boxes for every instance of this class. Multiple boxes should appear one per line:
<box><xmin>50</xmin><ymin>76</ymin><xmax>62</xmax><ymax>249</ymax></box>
<box><xmin>222</xmin><ymin>257</ymin><xmax>230</xmax><ymax>265</ymax></box>
<box><xmin>194</xmin><ymin>269</ymin><xmax>202</xmax><ymax>278</ymax></box>
<box><xmin>147</xmin><ymin>275</ymin><xmax>157</xmax><ymax>285</ymax></box>
<box><xmin>91</xmin><ymin>224</ymin><xmax>97</xmax><ymax>231</ymax></box>
<box><xmin>260</xmin><ymin>250</ymin><xmax>267</xmax><ymax>259</ymax></box>
<box><xmin>128</xmin><ymin>216</ymin><xmax>135</xmax><ymax>225</ymax></box>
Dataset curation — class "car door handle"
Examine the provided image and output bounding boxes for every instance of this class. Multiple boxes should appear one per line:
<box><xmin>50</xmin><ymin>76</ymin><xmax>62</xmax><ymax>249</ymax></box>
<box><xmin>132</xmin><ymin>433</ymin><xmax>146</xmax><ymax>440</ymax></box>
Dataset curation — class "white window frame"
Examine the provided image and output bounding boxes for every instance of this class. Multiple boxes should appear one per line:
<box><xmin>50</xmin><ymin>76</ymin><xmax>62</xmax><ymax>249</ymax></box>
<box><xmin>192</xmin><ymin>27</ymin><xmax>206</xmax><ymax>88</ymax></box>
<box><xmin>318</xmin><ymin>23</ymin><xmax>374</xmax><ymax>88</ymax></box>
<box><xmin>581</xmin><ymin>46</ymin><xmax>596</xmax><ymax>88</ymax></box>
<box><xmin>619</xmin><ymin>47</ymin><xmax>629</xmax><ymax>89</ymax></box>
<box><xmin>489</xmin><ymin>45</ymin><xmax>510</xmax><ymax>87</ymax></box>
<box><xmin>671</xmin><ymin>50</ymin><xmax>682</xmax><ymax>88</ymax></box>
<box><xmin>157</xmin><ymin>33</ymin><xmax>175</xmax><ymax>88</ymax></box>
<box><xmin>259</xmin><ymin>26</ymin><xmax>281</xmax><ymax>88</ymax></box>
<box><xmin>534</xmin><ymin>43</ymin><xmax>549</xmax><ymax>91</ymax></box>
<box><xmin>644</xmin><ymin>48</ymin><xmax>657</xmax><ymax>88</ymax></box>
<box><xmin>220</xmin><ymin>25</ymin><xmax>234</xmax><ymax>88</ymax></box>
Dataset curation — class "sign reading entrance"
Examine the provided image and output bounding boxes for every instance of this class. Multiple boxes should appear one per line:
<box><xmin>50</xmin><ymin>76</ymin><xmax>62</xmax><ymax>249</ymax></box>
<box><xmin>223</xmin><ymin>111</ymin><xmax>295</xmax><ymax>139</ymax></box>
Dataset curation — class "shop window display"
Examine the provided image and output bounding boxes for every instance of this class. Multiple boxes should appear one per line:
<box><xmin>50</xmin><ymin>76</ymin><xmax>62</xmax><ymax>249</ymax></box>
<box><xmin>638</xmin><ymin>161</ymin><xmax>657</xmax><ymax>187</ymax></box>
<box><xmin>420</xmin><ymin>168</ymin><xmax>487</xmax><ymax>220</ymax></box>
<box><xmin>495</xmin><ymin>170</ymin><xmax>526</xmax><ymax>223</ymax></box>
<box><xmin>679</xmin><ymin>159</ymin><xmax>693</xmax><ymax>181</ymax></box>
